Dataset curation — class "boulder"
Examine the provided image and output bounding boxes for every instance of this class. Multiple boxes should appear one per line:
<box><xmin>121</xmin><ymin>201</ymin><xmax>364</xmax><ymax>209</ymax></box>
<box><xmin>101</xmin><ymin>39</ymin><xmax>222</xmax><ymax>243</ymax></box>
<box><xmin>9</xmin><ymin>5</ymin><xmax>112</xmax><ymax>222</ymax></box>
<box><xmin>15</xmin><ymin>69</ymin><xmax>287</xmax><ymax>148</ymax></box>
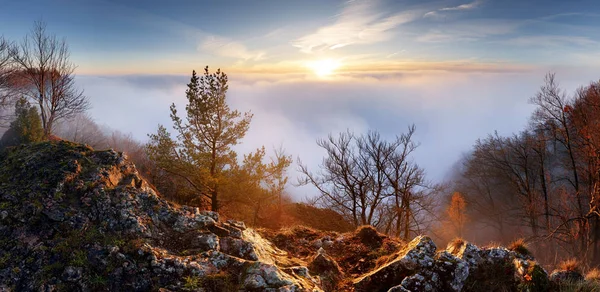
<box><xmin>309</xmin><ymin>248</ymin><xmax>343</xmax><ymax>290</ymax></box>
<box><xmin>353</xmin><ymin>235</ymin><xmax>436</xmax><ymax>292</ymax></box>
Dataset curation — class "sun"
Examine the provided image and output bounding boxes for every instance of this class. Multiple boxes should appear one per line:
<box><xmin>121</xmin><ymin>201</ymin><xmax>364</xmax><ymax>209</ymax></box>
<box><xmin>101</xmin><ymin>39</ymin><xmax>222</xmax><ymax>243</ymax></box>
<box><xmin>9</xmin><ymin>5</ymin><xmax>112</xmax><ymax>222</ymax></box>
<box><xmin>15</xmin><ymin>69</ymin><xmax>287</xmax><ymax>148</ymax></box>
<box><xmin>307</xmin><ymin>59</ymin><xmax>341</xmax><ymax>77</ymax></box>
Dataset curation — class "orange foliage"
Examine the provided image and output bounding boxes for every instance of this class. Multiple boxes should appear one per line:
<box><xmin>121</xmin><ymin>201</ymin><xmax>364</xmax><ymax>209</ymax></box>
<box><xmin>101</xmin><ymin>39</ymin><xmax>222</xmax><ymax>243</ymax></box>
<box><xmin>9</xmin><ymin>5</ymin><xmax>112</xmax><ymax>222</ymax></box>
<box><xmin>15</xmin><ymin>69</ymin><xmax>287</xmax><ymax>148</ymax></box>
<box><xmin>447</xmin><ymin>192</ymin><xmax>468</xmax><ymax>237</ymax></box>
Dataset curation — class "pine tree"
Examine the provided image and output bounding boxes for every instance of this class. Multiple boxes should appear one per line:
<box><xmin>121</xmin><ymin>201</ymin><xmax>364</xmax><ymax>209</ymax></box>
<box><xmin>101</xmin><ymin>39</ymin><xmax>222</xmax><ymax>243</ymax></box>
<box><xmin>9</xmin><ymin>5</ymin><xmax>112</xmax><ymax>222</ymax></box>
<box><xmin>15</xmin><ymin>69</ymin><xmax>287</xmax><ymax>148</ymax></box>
<box><xmin>0</xmin><ymin>97</ymin><xmax>44</xmax><ymax>147</ymax></box>
<box><xmin>147</xmin><ymin>67</ymin><xmax>253</xmax><ymax>212</ymax></box>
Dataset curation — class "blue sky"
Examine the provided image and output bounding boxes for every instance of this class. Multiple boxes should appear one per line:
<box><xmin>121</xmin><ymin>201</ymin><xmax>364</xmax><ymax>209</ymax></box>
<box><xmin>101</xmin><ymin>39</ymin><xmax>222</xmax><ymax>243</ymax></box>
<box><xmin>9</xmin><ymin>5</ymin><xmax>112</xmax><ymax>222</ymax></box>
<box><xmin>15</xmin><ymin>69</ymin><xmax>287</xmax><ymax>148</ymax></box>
<box><xmin>2</xmin><ymin>0</ymin><xmax>600</xmax><ymax>198</ymax></box>
<box><xmin>2</xmin><ymin>0</ymin><xmax>600</xmax><ymax>74</ymax></box>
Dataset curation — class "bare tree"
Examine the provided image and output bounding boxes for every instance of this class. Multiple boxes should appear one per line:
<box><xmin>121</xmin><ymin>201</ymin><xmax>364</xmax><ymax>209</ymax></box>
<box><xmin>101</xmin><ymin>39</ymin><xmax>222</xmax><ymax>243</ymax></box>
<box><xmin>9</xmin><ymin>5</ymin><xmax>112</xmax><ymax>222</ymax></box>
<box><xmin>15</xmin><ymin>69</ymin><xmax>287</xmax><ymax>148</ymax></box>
<box><xmin>298</xmin><ymin>126</ymin><xmax>438</xmax><ymax>237</ymax></box>
<box><xmin>0</xmin><ymin>36</ymin><xmax>17</xmax><ymax>125</ymax></box>
<box><xmin>54</xmin><ymin>114</ymin><xmax>107</xmax><ymax>148</ymax></box>
<box><xmin>298</xmin><ymin>130</ymin><xmax>374</xmax><ymax>227</ymax></box>
<box><xmin>11</xmin><ymin>21</ymin><xmax>89</xmax><ymax>136</ymax></box>
<box><xmin>530</xmin><ymin>74</ymin><xmax>582</xmax><ymax>217</ymax></box>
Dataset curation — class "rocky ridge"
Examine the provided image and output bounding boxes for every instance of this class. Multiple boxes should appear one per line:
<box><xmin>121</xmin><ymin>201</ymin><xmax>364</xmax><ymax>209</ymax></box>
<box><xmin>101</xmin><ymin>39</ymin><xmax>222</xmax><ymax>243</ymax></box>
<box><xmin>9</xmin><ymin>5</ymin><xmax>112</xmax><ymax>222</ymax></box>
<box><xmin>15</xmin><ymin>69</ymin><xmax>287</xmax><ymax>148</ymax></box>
<box><xmin>0</xmin><ymin>141</ymin><xmax>319</xmax><ymax>291</ymax></box>
<box><xmin>0</xmin><ymin>141</ymin><xmax>595</xmax><ymax>291</ymax></box>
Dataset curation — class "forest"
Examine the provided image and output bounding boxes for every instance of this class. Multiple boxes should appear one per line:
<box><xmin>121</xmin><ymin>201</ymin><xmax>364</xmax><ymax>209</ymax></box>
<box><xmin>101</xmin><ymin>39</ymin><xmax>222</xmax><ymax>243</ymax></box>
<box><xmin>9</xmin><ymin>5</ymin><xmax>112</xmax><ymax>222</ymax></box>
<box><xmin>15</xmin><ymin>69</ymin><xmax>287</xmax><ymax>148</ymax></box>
<box><xmin>2</xmin><ymin>21</ymin><xmax>600</xmax><ymax>275</ymax></box>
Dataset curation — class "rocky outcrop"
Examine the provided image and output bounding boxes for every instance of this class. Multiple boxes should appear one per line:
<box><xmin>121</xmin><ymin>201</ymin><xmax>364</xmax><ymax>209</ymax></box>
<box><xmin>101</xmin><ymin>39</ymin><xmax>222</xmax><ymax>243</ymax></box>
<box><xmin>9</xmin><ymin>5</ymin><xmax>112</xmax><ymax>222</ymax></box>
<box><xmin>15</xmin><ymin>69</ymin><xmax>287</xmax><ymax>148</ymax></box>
<box><xmin>352</xmin><ymin>235</ymin><xmax>554</xmax><ymax>292</ymax></box>
<box><xmin>0</xmin><ymin>141</ymin><xmax>321</xmax><ymax>291</ymax></box>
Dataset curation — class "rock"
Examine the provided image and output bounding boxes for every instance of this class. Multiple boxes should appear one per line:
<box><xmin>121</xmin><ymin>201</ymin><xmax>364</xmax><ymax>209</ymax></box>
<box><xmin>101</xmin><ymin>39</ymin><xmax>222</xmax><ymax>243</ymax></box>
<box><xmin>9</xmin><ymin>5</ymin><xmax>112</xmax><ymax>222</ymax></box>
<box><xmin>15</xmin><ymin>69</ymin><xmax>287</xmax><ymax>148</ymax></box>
<box><xmin>309</xmin><ymin>247</ymin><xmax>343</xmax><ymax>290</ymax></box>
<box><xmin>312</xmin><ymin>239</ymin><xmax>323</xmax><ymax>249</ymax></box>
<box><xmin>433</xmin><ymin>251</ymin><xmax>469</xmax><ymax>292</ymax></box>
<box><xmin>42</xmin><ymin>208</ymin><xmax>65</xmax><ymax>222</ymax></box>
<box><xmin>448</xmin><ymin>241</ymin><xmax>482</xmax><ymax>269</ymax></box>
<box><xmin>209</xmin><ymin>224</ymin><xmax>231</xmax><ymax>237</ymax></box>
<box><xmin>309</xmin><ymin>248</ymin><xmax>342</xmax><ymax>276</ymax></box>
<box><xmin>483</xmin><ymin>247</ymin><xmax>511</xmax><ymax>264</ymax></box>
<box><xmin>61</xmin><ymin>266</ymin><xmax>82</xmax><ymax>282</ymax></box>
<box><xmin>219</xmin><ymin>237</ymin><xmax>258</xmax><ymax>261</ymax></box>
<box><xmin>245</xmin><ymin>262</ymin><xmax>294</xmax><ymax>288</ymax></box>
<box><xmin>353</xmin><ymin>236</ymin><xmax>436</xmax><ymax>292</ymax></box>
<box><xmin>244</xmin><ymin>273</ymin><xmax>267</xmax><ymax>289</ymax></box>
<box><xmin>226</xmin><ymin>219</ymin><xmax>246</xmax><ymax>230</ymax></box>
<box><xmin>400</xmin><ymin>272</ymin><xmax>437</xmax><ymax>291</ymax></box>
<box><xmin>550</xmin><ymin>269</ymin><xmax>584</xmax><ymax>283</ymax></box>
<box><xmin>222</xmin><ymin>222</ymin><xmax>243</xmax><ymax>239</ymax></box>
<box><xmin>194</xmin><ymin>214</ymin><xmax>216</xmax><ymax>227</ymax></box>
<box><xmin>194</xmin><ymin>232</ymin><xmax>220</xmax><ymax>251</ymax></box>
<box><xmin>199</xmin><ymin>210</ymin><xmax>219</xmax><ymax>222</ymax></box>
<box><xmin>0</xmin><ymin>211</ymin><xmax>7</xmax><ymax>220</ymax></box>
<box><xmin>387</xmin><ymin>285</ymin><xmax>409</xmax><ymax>292</ymax></box>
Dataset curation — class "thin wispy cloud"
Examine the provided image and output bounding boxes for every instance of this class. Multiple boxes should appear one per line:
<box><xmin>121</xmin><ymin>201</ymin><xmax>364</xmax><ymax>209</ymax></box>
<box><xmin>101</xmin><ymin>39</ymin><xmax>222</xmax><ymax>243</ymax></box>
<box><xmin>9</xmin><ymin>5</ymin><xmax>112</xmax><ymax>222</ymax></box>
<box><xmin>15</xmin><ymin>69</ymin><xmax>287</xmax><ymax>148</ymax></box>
<box><xmin>441</xmin><ymin>0</ymin><xmax>482</xmax><ymax>11</ymax></box>
<box><xmin>200</xmin><ymin>36</ymin><xmax>265</xmax><ymax>61</ymax></box>
<box><xmin>505</xmin><ymin>35</ymin><xmax>599</xmax><ymax>47</ymax></box>
<box><xmin>417</xmin><ymin>19</ymin><xmax>519</xmax><ymax>42</ymax></box>
<box><xmin>386</xmin><ymin>50</ymin><xmax>406</xmax><ymax>58</ymax></box>
<box><xmin>292</xmin><ymin>0</ymin><xmax>420</xmax><ymax>53</ymax></box>
<box><xmin>424</xmin><ymin>0</ymin><xmax>482</xmax><ymax>18</ymax></box>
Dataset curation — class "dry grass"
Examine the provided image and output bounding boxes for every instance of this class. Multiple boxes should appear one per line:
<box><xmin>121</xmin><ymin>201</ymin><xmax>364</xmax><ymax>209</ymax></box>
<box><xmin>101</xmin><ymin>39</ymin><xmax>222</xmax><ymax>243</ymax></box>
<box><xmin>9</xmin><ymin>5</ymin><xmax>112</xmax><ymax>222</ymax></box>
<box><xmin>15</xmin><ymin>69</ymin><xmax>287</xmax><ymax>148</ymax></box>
<box><xmin>559</xmin><ymin>259</ymin><xmax>581</xmax><ymax>273</ymax></box>
<box><xmin>586</xmin><ymin>268</ymin><xmax>600</xmax><ymax>282</ymax></box>
<box><xmin>446</xmin><ymin>237</ymin><xmax>465</xmax><ymax>254</ymax></box>
<box><xmin>555</xmin><ymin>280</ymin><xmax>600</xmax><ymax>292</ymax></box>
<box><xmin>484</xmin><ymin>241</ymin><xmax>501</xmax><ymax>249</ymax></box>
<box><xmin>507</xmin><ymin>238</ymin><xmax>532</xmax><ymax>257</ymax></box>
<box><xmin>374</xmin><ymin>252</ymin><xmax>397</xmax><ymax>268</ymax></box>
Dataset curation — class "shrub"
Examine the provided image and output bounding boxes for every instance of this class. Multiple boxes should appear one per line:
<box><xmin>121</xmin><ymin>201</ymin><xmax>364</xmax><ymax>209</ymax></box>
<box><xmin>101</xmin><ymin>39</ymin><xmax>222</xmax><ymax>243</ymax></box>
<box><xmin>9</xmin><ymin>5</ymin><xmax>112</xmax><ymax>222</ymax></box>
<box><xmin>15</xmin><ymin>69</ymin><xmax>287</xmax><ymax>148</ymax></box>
<box><xmin>355</xmin><ymin>225</ymin><xmax>382</xmax><ymax>248</ymax></box>
<box><xmin>0</xmin><ymin>97</ymin><xmax>44</xmax><ymax>148</ymax></box>
<box><xmin>183</xmin><ymin>275</ymin><xmax>201</xmax><ymax>290</ymax></box>
<box><xmin>200</xmin><ymin>272</ymin><xmax>237</xmax><ymax>292</ymax></box>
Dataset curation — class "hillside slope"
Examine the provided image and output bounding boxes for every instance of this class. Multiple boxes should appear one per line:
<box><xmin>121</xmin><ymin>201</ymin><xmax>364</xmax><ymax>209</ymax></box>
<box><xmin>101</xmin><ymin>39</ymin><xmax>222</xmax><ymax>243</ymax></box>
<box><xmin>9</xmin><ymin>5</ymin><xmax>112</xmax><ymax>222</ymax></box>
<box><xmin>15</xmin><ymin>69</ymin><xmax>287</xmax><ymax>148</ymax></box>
<box><xmin>0</xmin><ymin>141</ymin><xmax>596</xmax><ymax>292</ymax></box>
<box><xmin>0</xmin><ymin>141</ymin><xmax>320</xmax><ymax>291</ymax></box>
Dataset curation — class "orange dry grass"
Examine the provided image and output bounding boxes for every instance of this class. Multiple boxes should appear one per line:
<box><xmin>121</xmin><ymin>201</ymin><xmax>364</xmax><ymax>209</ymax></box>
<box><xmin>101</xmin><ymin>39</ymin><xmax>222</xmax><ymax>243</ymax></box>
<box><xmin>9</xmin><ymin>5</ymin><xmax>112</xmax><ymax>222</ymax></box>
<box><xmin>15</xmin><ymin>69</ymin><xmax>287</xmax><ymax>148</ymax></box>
<box><xmin>558</xmin><ymin>259</ymin><xmax>581</xmax><ymax>273</ymax></box>
<box><xmin>446</xmin><ymin>237</ymin><xmax>465</xmax><ymax>254</ymax></box>
<box><xmin>508</xmin><ymin>238</ymin><xmax>531</xmax><ymax>256</ymax></box>
<box><xmin>586</xmin><ymin>268</ymin><xmax>600</xmax><ymax>282</ymax></box>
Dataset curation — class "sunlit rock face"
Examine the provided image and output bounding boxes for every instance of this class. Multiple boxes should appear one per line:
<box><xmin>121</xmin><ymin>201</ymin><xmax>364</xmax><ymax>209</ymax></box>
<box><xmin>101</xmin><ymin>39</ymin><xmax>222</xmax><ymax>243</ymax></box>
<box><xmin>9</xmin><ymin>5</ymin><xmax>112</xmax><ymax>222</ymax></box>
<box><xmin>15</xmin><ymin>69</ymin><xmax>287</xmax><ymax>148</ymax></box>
<box><xmin>354</xmin><ymin>236</ymin><xmax>470</xmax><ymax>292</ymax></box>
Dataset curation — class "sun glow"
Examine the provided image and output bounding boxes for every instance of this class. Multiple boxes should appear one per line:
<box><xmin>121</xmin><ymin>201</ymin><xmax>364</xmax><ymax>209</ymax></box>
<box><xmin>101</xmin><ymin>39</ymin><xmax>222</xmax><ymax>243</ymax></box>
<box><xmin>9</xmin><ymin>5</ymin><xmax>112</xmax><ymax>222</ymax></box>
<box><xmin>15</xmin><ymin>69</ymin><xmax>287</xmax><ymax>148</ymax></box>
<box><xmin>307</xmin><ymin>59</ymin><xmax>341</xmax><ymax>77</ymax></box>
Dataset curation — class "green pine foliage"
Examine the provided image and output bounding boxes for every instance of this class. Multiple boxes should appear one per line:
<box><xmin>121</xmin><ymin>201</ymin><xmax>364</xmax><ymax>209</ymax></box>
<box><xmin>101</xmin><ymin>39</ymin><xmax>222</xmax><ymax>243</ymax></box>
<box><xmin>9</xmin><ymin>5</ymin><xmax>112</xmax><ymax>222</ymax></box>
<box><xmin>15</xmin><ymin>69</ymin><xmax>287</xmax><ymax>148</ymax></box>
<box><xmin>146</xmin><ymin>66</ymin><xmax>290</xmax><ymax>218</ymax></box>
<box><xmin>0</xmin><ymin>97</ymin><xmax>44</xmax><ymax>148</ymax></box>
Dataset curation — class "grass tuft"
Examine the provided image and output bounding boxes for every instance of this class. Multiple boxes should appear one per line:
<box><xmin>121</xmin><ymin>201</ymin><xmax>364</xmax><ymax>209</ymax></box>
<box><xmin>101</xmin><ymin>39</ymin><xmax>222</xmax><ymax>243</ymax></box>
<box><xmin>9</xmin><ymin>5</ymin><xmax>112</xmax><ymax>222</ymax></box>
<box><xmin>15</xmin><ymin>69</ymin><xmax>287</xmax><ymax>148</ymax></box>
<box><xmin>446</xmin><ymin>237</ymin><xmax>465</xmax><ymax>254</ymax></box>
<box><xmin>508</xmin><ymin>238</ymin><xmax>531</xmax><ymax>257</ymax></box>
<box><xmin>559</xmin><ymin>259</ymin><xmax>581</xmax><ymax>273</ymax></box>
<box><xmin>586</xmin><ymin>268</ymin><xmax>600</xmax><ymax>282</ymax></box>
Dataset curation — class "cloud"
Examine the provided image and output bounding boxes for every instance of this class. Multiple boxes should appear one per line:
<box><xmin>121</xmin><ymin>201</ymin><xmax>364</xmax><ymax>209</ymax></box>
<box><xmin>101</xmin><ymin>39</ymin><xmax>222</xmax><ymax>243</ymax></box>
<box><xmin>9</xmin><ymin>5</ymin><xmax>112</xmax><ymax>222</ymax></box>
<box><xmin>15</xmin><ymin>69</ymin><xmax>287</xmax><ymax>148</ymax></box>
<box><xmin>292</xmin><ymin>1</ymin><xmax>420</xmax><ymax>53</ymax></box>
<box><xmin>505</xmin><ymin>35</ymin><xmax>599</xmax><ymax>47</ymax></box>
<box><xmin>417</xmin><ymin>19</ymin><xmax>519</xmax><ymax>42</ymax></box>
<box><xmin>200</xmin><ymin>35</ymin><xmax>265</xmax><ymax>61</ymax></box>
<box><xmin>440</xmin><ymin>0</ymin><xmax>481</xmax><ymax>11</ymax></box>
<box><xmin>77</xmin><ymin>67</ymin><xmax>600</xmax><ymax>200</ymax></box>
<box><xmin>424</xmin><ymin>0</ymin><xmax>481</xmax><ymax>18</ymax></box>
